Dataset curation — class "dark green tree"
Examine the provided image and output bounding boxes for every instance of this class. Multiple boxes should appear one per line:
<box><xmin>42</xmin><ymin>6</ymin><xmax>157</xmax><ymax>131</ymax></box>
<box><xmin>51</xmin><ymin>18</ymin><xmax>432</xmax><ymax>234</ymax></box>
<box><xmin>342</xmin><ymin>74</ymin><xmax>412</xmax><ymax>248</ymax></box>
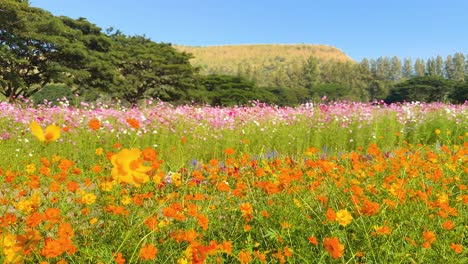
<box><xmin>386</xmin><ymin>76</ymin><xmax>454</xmax><ymax>103</ymax></box>
<box><xmin>0</xmin><ymin>1</ymin><xmax>116</xmax><ymax>101</ymax></box>
<box><xmin>109</xmin><ymin>34</ymin><xmax>196</xmax><ymax>105</ymax></box>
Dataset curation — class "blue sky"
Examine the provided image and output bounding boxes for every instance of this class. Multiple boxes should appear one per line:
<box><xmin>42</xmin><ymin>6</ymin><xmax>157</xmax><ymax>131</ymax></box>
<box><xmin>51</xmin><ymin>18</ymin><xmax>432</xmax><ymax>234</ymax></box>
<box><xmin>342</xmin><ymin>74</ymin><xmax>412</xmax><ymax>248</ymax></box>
<box><xmin>30</xmin><ymin>0</ymin><xmax>467</xmax><ymax>61</ymax></box>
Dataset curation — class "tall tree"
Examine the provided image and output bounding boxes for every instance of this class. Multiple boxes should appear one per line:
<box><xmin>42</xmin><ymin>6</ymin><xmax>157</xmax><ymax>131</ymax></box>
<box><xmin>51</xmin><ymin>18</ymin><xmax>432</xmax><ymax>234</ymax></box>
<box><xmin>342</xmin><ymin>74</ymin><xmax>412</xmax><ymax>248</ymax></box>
<box><xmin>426</xmin><ymin>58</ymin><xmax>436</xmax><ymax>76</ymax></box>
<box><xmin>402</xmin><ymin>58</ymin><xmax>413</xmax><ymax>79</ymax></box>
<box><xmin>445</xmin><ymin>55</ymin><xmax>454</xmax><ymax>79</ymax></box>
<box><xmin>435</xmin><ymin>55</ymin><xmax>444</xmax><ymax>77</ymax></box>
<box><xmin>390</xmin><ymin>56</ymin><xmax>402</xmax><ymax>81</ymax></box>
<box><xmin>302</xmin><ymin>56</ymin><xmax>320</xmax><ymax>89</ymax></box>
<box><xmin>0</xmin><ymin>0</ymin><xmax>116</xmax><ymax>101</ymax></box>
<box><xmin>376</xmin><ymin>57</ymin><xmax>391</xmax><ymax>80</ymax></box>
<box><xmin>109</xmin><ymin>34</ymin><xmax>196</xmax><ymax>105</ymax></box>
<box><xmin>452</xmin><ymin>53</ymin><xmax>465</xmax><ymax>81</ymax></box>
<box><xmin>414</xmin><ymin>59</ymin><xmax>426</xmax><ymax>77</ymax></box>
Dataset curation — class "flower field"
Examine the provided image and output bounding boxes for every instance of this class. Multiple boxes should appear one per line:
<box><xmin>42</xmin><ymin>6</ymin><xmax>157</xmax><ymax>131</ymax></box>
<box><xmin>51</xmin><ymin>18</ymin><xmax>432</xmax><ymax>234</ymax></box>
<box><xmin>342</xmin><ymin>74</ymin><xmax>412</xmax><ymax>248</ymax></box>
<box><xmin>0</xmin><ymin>100</ymin><xmax>467</xmax><ymax>263</ymax></box>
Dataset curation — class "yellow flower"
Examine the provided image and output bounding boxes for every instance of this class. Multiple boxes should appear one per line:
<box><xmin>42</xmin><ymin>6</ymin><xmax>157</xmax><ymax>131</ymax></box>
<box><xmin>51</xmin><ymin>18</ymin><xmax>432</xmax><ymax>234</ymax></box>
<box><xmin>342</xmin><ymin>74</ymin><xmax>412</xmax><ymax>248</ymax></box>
<box><xmin>89</xmin><ymin>218</ymin><xmax>98</xmax><ymax>225</ymax></box>
<box><xmin>81</xmin><ymin>193</ymin><xmax>97</xmax><ymax>205</ymax></box>
<box><xmin>171</xmin><ymin>173</ymin><xmax>182</xmax><ymax>187</ymax></box>
<box><xmin>121</xmin><ymin>195</ymin><xmax>132</xmax><ymax>205</ymax></box>
<box><xmin>435</xmin><ymin>129</ymin><xmax>441</xmax><ymax>135</ymax></box>
<box><xmin>96</xmin><ymin>148</ymin><xmax>104</xmax><ymax>155</ymax></box>
<box><xmin>336</xmin><ymin>209</ymin><xmax>353</xmax><ymax>226</ymax></box>
<box><xmin>99</xmin><ymin>180</ymin><xmax>115</xmax><ymax>191</ymax></box>
<box><xmin>111</xmin><ymin>148</ymin><xmax>152</xmax><ymax>187</ymax></box>
<box><xmin>25</xmin><ymin>164</ymin><xmax>36</xmax><ymax>174</ymax></box>
<box><xmin>30</xmin><ymin>121</ymin><xmax>60</xmax><ymax>143</ymax></box>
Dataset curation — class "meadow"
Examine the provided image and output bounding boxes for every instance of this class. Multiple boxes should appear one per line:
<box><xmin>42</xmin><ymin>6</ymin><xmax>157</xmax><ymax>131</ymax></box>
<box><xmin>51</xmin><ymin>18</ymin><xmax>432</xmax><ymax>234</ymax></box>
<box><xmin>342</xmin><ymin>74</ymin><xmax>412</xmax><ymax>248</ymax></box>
<box><xmin>0</xmin><ymin>99</ymin><xmax>466</xmax><ymax>263</ymax></box>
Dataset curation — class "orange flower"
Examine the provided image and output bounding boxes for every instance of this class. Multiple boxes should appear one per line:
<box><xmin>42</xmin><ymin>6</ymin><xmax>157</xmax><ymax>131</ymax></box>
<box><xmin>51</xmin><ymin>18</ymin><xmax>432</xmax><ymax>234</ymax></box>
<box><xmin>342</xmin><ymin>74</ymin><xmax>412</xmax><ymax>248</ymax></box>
<box><xmin>224</xmin><ymin>148</ymin><xmax>235</xmax><ymax>155</ymax></box>
<box><xmin>308</xmin><ymin>236</ymin><xmax>318</xmax><ymax>245</ymax></box>
<box><xmin>88</xmin><ymin>118</ymin><xmax>101</xmax><ymax>131</ymax></box>
<box><xmin>44</xmin><ymin>208</ymin><xmax>61</xmax><ymax>222</ymax></box>
<box><xmin>422</xmin><ymin>231</ymin><xmax>436</xmax><ymax>249</ymax></box>
<box><xmin>139</xmin><ymin>244</ymin><xmax>158</xmax><ymax>260</ymax></box>
<box><xmin>450</xmin><ymin>243</ymin><xmax>463</xmax><ymax>254</ymax></box>
<box><xmin>323</xmin><ymin>237</ymin><xmax>345</xmax><ymax>259</ymax></box>
<box><xmin>373</xmin><ymin>225</ymin><xmax>391</xmax><ymax>236</ymax></box>
<box><xmin>41</xmin><ymin>238</ymin><xmax>63</xmax><ymax>258</ymax></box>
<box><xmin>66</xmin><ymin>181</ymin><xmax>79</xmax><ymax>192</ymax></box>
<box><xmin>325</xmin><ymin>208</ymin><xmax>336</xmax><ymax>221</ymax></box>
<box><xmin>144</xmin><ymin>216</ymin><xmax>158</xmax><ymax>231</ymax></box>
<box><xmin>239</xmin><ymin>203</ymin><xmax>253</xmax><ymax>221</ymax></box>
<box><xmin>114</xmin><ymin>252</ymin><xmax>125</xmax><ymax>264</ymax></box>
<box><xmin>58</xmin><ymin>222</ymin><xmax>74</xmax><ymax>239</ymax></box>
<box><xmin>238</xmin><ymin>250</ymin><xmax>252</xmax><ymax>264</ymax></box>
<box><xmin>92</xmin><ymin>165</ymin><xmax>102</xmax><ymax>173</ymax></box>
<box><xmin>142</xmin><ymin>148</ymin><xmax>157</xmax><ymax>162</ymax></box>
<box><xmin>110</xmin><ymin>148</ymin><xmax>152</xmax><ymax>187</ymax></box>
<box><xmin>126</xmin><ymin>118</ymin><xmax>140</xmax><ymax>129</ymax></box>
<box><xmin>218</xmin><ymin>241</ymin><xmax>232</xmax><ymax>254</ymax></box>
<box><xmin>442</xmin><ymin>220</ymin><xmax>454</xmax><ymax>230</ymax></box>
<box><xmin>217</xmin><ymin>181</ymin><xmax>230</xmax><ymax>192</ymax></box>
<box><xmin>254</xmin><ymin>250</ymin><xmax>266</xmax><ymax>263</ymax></box>
<box><xmin>26</xmin><ymin>212</ymin><xmax>43</xmax><ymax>227</ymax></box>
<box><xmin>196</xmin><ymin>214</ymin><xmax>209</xmax><ymax>230</ymax></box>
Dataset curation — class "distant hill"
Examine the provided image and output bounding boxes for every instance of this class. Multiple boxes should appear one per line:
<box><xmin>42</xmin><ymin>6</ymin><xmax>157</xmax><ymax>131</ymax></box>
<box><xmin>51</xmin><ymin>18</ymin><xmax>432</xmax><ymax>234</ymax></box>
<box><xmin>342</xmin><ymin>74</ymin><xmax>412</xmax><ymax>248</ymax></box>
<box><xmin>175</xmin><ymin>44</ymin><xmax>351</xmax><ymax>70</ymax></box>
<box><xmin>174</xmin><ymin>44</ymin><xmax>354</xmax><ymax>87</ymax></box>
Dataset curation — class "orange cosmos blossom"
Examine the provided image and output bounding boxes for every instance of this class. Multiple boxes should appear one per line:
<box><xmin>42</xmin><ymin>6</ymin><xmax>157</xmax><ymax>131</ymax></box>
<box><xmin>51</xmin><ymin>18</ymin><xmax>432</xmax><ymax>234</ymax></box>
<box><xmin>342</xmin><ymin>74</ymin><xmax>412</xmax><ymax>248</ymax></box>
<box><xmin>30</xmin><ymin>121</ymin><xmax>60</xmax><ymax>143</ymax></box>
<box><xmin>88</xmin><ymin>118</ymin><xmax>101</xmax><ymax>131</ymax></box>
<box><xmin>126</xmin><ymin>118</ymin><xmax>140</xmax><ymax>129</ymax></box>
<box><xmin>450</xmin><ymin>243</ymin><xmax>463</xmax><ymax>254</ymax></box>
<box><xmin>323</xmin><ymin>237</ymin><xmax>345</xmax><ymax>259</ymax></box>
<box><xmin>139</xmin><ymin>244</ymin><xmax>158</xmax><ymax>260</ymax></box>
<box><xmin>111</xmin><ymin>148</ymin><xmax>152</xmax><ymax>187</ymax></box>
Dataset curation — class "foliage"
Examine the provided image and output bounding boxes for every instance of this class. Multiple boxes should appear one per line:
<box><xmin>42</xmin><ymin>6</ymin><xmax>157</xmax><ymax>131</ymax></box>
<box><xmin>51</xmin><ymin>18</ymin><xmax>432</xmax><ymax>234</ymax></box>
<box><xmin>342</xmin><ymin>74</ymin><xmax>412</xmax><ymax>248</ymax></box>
<box><xmin>386</xmin><ymin>76</ymin><xmax>455</xmax><ymax>103</ymax></box>
<box><xmin>192</xmin><ymin>74</ymin><xmax>275</xmax><ymax>106</ymax></box>
<box><xmin>109</xmin><ymin>34</ymin><xmax>196</xmax><ymax>105</ymax></box>
<box><xmin>31</xmin><ymin>84</ymin><xmax>74</xmax><ymax>105</ymax></box>
<box><xmin>0</xmin><ymin>0</ymin><xmax>115</xmax><ymax>101</ymax></box>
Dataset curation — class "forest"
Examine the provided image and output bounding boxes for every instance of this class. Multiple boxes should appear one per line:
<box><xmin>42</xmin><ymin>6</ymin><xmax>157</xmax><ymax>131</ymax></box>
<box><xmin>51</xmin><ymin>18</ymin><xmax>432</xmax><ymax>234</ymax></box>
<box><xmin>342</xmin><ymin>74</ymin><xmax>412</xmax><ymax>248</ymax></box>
<box><xmin>1</xmin><ymin>0</ymin><xmax>467</xmax><ymax>106</ymax></box>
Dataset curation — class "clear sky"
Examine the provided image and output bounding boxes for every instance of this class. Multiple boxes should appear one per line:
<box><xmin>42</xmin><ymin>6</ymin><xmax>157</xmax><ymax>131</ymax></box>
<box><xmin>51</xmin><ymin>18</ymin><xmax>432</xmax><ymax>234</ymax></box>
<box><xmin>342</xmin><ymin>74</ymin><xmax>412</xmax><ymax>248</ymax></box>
<box><xmin>29</xmin><ymin>0</ymin><xmax>468</xmax><ymax>61</ymax></box>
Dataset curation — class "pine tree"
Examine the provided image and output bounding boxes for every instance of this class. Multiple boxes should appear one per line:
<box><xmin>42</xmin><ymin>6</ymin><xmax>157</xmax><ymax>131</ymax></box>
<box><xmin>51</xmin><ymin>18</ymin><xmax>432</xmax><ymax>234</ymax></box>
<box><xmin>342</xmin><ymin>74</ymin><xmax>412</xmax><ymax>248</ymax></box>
<box><xmin>426</xmin><ymin>58</ymin><xmax>436</xmax><ymax>76</ymax></box>
<box><xmin>402</xmin><ymin>58</ymin><xmax>413</xmax><ymax>79</ymax></box>
<box><xmin>390</xmin><ymin>56</ymin><xmax>402</xmax><ymax>81</ymax></box>
<box><xmin>435</xmin><ymin>55</ymin><xmax>444</xmax><ymax>77</ymax></box>
<box><xmin>452</xmin><ymin>53</ymin><xmax>465</xmax><ymax>81</ymax></box>
<box><xmin>414</xmin><ymin>59</ymin><xmax>426</xmax><ymax>77</ymax></box>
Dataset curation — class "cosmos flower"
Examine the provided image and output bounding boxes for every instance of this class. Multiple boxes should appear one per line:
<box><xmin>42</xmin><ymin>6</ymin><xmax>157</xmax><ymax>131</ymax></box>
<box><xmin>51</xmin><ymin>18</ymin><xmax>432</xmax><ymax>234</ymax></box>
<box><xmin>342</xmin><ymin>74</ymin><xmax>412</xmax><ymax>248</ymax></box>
<box><xmin>30</xmin><ymin>121</ymin><xmax>60</xmax><ymax>143</ymax></box>
<box><xmin>111</xmin><ymin>148</ymin><xmax>152</xmax><ymax>187</ymax></box>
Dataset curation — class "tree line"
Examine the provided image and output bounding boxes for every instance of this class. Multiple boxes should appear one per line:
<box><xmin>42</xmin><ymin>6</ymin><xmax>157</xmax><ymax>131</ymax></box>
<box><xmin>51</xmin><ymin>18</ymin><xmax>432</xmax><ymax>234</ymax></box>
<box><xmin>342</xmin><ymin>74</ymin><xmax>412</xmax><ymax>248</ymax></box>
<box><xmin>1</xmin><ymin>0</ymin><xmax>467</xmax><ymax>106</ymax></box>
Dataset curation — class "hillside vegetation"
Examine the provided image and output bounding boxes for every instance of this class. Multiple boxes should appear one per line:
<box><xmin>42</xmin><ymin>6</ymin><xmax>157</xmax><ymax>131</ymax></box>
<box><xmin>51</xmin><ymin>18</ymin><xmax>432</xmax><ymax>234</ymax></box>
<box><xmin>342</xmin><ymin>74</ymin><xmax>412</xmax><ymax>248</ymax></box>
<box><xmin>175</xmin><ymin>44</ymin><xmax>353</xmax><ymax>84</ymax></box>
<box><xmin>176</xmin><ymin>44</ymin><xmax>353</xmax><ymax>69</ymax></box>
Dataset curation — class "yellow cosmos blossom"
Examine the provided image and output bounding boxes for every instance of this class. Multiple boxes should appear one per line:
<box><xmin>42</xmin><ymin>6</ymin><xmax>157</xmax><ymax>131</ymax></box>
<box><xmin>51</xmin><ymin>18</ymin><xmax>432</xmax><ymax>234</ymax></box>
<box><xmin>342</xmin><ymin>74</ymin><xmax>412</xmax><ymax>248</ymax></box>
<box><xmin>336</xmin><ymin>209</ymin><xmax>353</xmax><ymax>226</ymax></box>
<box><xmin>30</xmin><ymin>121</ymin><xmax>60</xmax><ymax>143</ymax></box>
<box><xmin>81</xmin><ymin>193</ymin><xmax>97</xmax><ymax>205</ymax></box>
<box><xmin>111</xmin><ymin>148</ymin><xmax>152</xmax><ymax>187</ymax></box>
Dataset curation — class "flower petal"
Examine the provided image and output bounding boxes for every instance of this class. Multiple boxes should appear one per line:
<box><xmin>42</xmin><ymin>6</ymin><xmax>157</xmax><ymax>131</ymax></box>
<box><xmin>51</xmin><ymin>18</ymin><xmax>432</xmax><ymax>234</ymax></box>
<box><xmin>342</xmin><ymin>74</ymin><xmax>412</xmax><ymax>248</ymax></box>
<box><xmin>30</xmin><ymin>121</ymin><xmax>45</xmax><ymax>142</ymax></box>
<box><xmin>44</xmin><ymin>125</ymin><xmax>61</xmax><ymax>142</ymax></box>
